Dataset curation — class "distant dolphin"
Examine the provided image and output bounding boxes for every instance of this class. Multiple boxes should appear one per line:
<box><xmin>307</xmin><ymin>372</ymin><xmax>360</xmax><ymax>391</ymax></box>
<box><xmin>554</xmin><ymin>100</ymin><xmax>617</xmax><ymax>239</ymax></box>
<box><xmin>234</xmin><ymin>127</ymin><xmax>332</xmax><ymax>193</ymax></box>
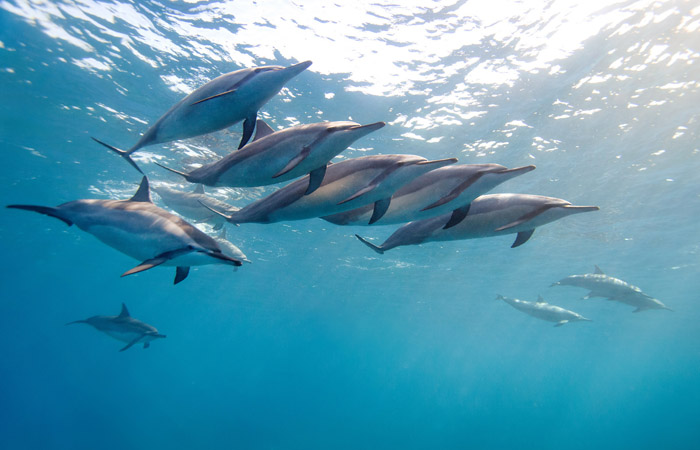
<box><xmin>323</xmin><ymin>164</ymin><xmax>535</xmax><ymax>225</ymax></box>
<box><xmin>496</xmin><ymin>295</ymin><xmax>591</xmax><ymax>327</ymax></box>
<box><xmin>214</xmin><ymin>227</ymin><xmax>251</xmax><ymax>265</ymax></box>
<box><xmin>7</xmin><ymin>177</ymin><xmax>243</xmax><ymax>284</ymax></box>
<box><xmin>551</xmin><ymin>265</ymin><xmax>671</xmax><ymax>312</ymax></box>
<box><xmin>152</xmin><ymin>183</ymin><xmax>238</xmax><ymax>230</ymax></box>
<box><xmin>355</xmin><ymin>193</ymin><xmax>599</xmax><ymax>253</ymax></box>
<box><xmin>156</xmin><ymin>119</ymin><xmax>385</xmax><ymax>195</ymax></box>
<box><xmin>67</xmin><ymin>303</ymin><xmax>166</xmax><ymax>352</ymax></box>
<box><xmin>204</xmin><ymin>154</ymin><xmax>458</xmax><ymax>224</ymax></box>
<box><xmin>93</xmin><ymin>61</ymin><xmax>313</xmax><ymax>173</ymax></box>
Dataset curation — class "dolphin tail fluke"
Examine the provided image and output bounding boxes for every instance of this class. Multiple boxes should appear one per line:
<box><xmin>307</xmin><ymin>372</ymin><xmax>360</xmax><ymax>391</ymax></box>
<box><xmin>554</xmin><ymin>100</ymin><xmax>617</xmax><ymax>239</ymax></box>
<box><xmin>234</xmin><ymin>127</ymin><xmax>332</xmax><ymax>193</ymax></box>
<box><xmin>6</xmin><ymin>204</ymin><xmax>73</xmax><ymax>227</ymax></box>
<box><xmin>154</xmin><ymin>162</ymin><xmax>190</xmax><ymax>180</ymax></box>
<box><xmin>92</xmin><ymin>137</ymin><xmax>144</xmax><ymax>174</ymax></box>
<box><xmin>355</xmin><ymin>234</ymin><xmax>384</xmax><ymax>254</ymax></box>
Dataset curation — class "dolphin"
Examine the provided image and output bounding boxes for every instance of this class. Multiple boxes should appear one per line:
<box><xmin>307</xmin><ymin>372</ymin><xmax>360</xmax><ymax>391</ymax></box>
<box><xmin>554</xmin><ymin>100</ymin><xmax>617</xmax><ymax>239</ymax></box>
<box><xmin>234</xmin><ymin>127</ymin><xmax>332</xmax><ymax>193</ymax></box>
<box><xmin>7</xmin><ymin>177</ymin><xmax>243</xmax><ymax>284</ymax></box>
<box><xmin>151</xmin><ymin>183</ymin><xmax>239</xmax><ymax>230</ymax></box>
<box><xmin>66</xmin><ymin>303</ymin><xmax>166</xmax><ymax>351</ymax></box>
<box><xmin>93</xmin><ymin>61</ymin><xmax>313</xmax><ymax>173</ymax></box>
<box><xmin>323</xmin><ymin>163</ymin><xmax>536</xmax><ymax>225</ymax></box>
<box><xmin>156</xmin><ymin>119</ymin><xmax>385</xmax><ymax>195</ymax></box>
<box><xmin>214</xmin><ymin>227</ymin><xmax>251</xmax><ymax>265</ymax></box>
<box><xmin>551</xmin><ymin>265</ymin><xmax>672</xmax><ymax>312</ymax></box>
<box><xmin>355</xmin><ymin>193</ymin><xmax>599</xmax><ymax>253</ymax></box>
<box><xmin>496</xmin><ymin>295</ymin><xmax>591</xmax><ymax>327</ymax></box>
<box><xmin>204</xmin><ymin>154</ymin><xmax>458</xmax><ymax>224</ymax></box>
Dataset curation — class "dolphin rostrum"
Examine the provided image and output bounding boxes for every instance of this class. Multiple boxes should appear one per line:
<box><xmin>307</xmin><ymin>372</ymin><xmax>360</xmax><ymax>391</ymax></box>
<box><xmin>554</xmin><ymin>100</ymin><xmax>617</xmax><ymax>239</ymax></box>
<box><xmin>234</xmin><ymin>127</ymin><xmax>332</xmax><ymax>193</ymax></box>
<box><xmin>66</xmin><ymin>303</ymin><xmax>166</xmax><ymax>351</ymax></box>
<box><xmin>204</xmin><ymin>154</ymin><xmax>458</xmax><ymax>224</ymax></box>
<box><xmin>496</xmin><ymin>295</ymin><xmax>591</xmax><ymax>327</ymax></box>
<box><xmin>7</xmin><ymin>177</ymin><xmax>243</xmax><ymax>284</ymax></box>
<box><xmin>156</xmin><ymin>119</ymin><xmax>385</xmax><ymax>195</ymax></box>
<box><xmin>93</xmin><ymin>61</ymin><xmax>313</xmax><ymax>173</ymax></box>
<box><xmin>323</xmin><ymin>163</ymin><xmax>535</xmax><ymax>225</ymax></box>
<box><xmin>152</xmin><ymin>183</ymin><xmax>239</xmax><ymax>230</ymax></box>
<box><xmin>355</xmin><ymin>193</ymin><xmax>599</xmax><ymax>254</ymax></box>
<box><xmin>551</xmin><ymin>265</ymin><xmax>671</xmax><ymax>312</ymax></box>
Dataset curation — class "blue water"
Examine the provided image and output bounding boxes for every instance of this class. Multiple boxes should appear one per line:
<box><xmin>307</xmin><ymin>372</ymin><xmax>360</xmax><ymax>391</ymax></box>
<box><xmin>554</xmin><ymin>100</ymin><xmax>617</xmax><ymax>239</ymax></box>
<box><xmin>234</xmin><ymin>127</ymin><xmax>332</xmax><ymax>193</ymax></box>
<box><xmin>1</xmin><ymin>1</ymin><xmax>699</xmax><ymax>449</ymax></box>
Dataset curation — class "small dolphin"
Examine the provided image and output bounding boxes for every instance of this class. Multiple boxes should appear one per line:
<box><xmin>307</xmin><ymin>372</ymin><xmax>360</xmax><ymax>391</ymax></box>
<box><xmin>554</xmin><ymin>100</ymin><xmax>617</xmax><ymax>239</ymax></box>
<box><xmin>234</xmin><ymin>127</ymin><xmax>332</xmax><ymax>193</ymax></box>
<box><xmin>323</xmin><ymin>163</ymin><xmax>535</xmax><ymax>225</ymax></box>
<box><xmin>93</xmin><ymin>61</ymin><xmax>313</xmax><ymax>172</ymax></box>
<box><xmin>496</xmin><ymin>295</ymin><xmax>591</xmax><ymax>327</ymax></box>
<box><xmin>205</xmin><ymin>154</ymin><xmax>458</xmax><ymax>224</ymax></box>
<box><xmin>66</xmin><ymin>303</ymin><xmax>166</xmax><ymax>351</ymax></box>
<box><xmin>355</xmin><ymin>193</ymin><xmax>599</xmax><ymax>253</ymax></box>
<box><xmin>551</xmin><ymin>265</ymin><xmax>671</xmax><ymax>312</ymax></box>
<box><xmin>214</xmin><ymin>227</ymin><xmax>251</xmax><ymax>265</ymax></box>
<box><xmin>156</xmin><ymin>119</ymin><xmax>385</xmax><ymax>195</ymax></box>
<box><xmin>7</xmin><ymin>177</ymin><xmax>243</xmax><ymax>284</ymax></box>
<box><xmin>152</xmin><ymin>183</ymin><xmax>238</xmax><ymax>230</ymax></box>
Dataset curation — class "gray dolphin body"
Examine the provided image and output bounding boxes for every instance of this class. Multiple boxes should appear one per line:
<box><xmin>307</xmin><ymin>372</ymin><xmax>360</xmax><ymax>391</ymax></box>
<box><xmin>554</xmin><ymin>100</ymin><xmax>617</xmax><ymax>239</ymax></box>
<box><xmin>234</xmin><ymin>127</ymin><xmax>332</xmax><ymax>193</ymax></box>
<box><xmin>356</xmin><ymin>193</ymin><xmax>599</xmax><ymax>253</ymax></box>
<box><xmin>94</xmin><ymin>61</ymin><xmax>313</xmax><ymax>172</ymax></box>
<box><xmin>214</xmin><ymin>227</ymin><xmax>251</xmax><ymax>264</ymax></box>
<box><xmin>208</xmin><ymin>154</ymin><xmax>458</xmax><ymax>224</ymax></box>
<box><xmin>496</xmin><ymin>295</ymin><xmax>591</xmax><ymax>327</ymax></box>
<box><xmin>551</xmin><ymin>265</ymin><xmax>671</xmax><ymax>312</ymax></box>
<box><xmin>7</xmin><ymin>177</ymin><xmax>243</xmax><ymax>284</ymax></box>
<box><xmin>152</xmin><ymin>183</ymin><xmax>238</xmax><ymax>230</ymax></box>
<box><xmin>323</xmin><ymin>163</ymin><xmax>535</xmax><ymax>225</ymax></box>
<box><xmin>67</xmin><ymin>303</ymin><xmax>166</xmax><ymax>351</ymax></box>
<box><xmin>157</xmin><ymin>120</ymin><xmax>385</xmax><ymax>194</ymax></box>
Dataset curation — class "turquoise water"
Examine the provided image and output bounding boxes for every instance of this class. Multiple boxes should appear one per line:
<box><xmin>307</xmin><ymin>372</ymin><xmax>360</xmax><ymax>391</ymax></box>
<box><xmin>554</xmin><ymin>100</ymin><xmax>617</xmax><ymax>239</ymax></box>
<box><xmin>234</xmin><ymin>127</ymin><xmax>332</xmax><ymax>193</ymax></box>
<box><xmin>1</xmin><ymin>1</ymin><xmax>699</xmax><ymax>448</ymax></box>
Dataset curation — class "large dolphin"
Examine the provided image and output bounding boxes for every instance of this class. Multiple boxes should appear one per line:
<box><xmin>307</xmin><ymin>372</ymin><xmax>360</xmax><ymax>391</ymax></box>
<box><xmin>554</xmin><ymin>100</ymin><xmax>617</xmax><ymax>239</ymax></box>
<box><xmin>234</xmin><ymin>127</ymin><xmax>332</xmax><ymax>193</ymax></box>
<box><xmin>93</xmin><ymin>61</ymin><xmax>313</xmax><ymax>173</ymax></box>
<box><xmin>551</xmin><ymin>265</ymin><xmax>671</xmax><ymax>312</ymax></box>
<box><xmin>66</xmin><ymin>303</ymin><xmax>166</xmax><ymax>352</ymax></box>
<box><xmin>7</xmin><ymin>177</ymin><xmax>243</xmax><ymax>284</ymax></box>
<box><xmin>156</xmin><ymin>119</ymin><xmax>385</xmax><ymax>195</ymax></box>
<box><xmin>152</xmin><ymin>183</ymin><xmax>239</xmax><ymax>230</ymax></box>
<box><xmin>496</xmin><ymin>295</ymin><xmax>591</xmax><ymax>327</ymax></box>
<box><xmin>355</xmin><ymin>193</ymin><xmax>599</xmax><ymax>253</ymax></box>
<box><xmin>205</xmin><ymin>154</ymin><xmax>458</xmax><ymax>224</ymax></box>
<box><xmin>323</xmin><ymin>163</ymin><xmax>535</xmax><ymax>225</ymax></box>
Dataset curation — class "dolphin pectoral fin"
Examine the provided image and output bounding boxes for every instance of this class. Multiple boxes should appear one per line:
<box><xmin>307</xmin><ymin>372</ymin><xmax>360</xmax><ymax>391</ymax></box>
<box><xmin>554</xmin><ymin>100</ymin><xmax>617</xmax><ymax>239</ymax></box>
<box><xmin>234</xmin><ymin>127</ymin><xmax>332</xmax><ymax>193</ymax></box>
<box><xmin>305</xmin><ymin>165</ymin><xmax>327</xmax><ymax>195</ymax></box>
<box><xmin>369</xmin><ymin>198</ymin><xmax>391</xmax><ymax>224</ymax></box>
<box><xmin>239</xmin><ymin>114</ymin><xmax>257</xmax><ymax>149</ymax></box>
<box><xmin>443</xmin><ymin>204</ymin><xmax>471</xmax><ymax>229</ymax></box>
<box><xmin>191</xmin><ymin>88</ymin><xmax>237</xmax><ymax>106</ymax></box>
<box><xmin>253</xmin><ymin>119</ymin><xmax>275</xmax><ymax>141</ymax></box>
<box><xmin>6</xmin><ymin>205</ymin><xmax>73</xmax><ymax>227</ymax></box>
<box><xmin>129</xmin><ymin>177</ymin><xmax>152</xmax><ymax>203</ymax></box>
<box><xmin>495</xmin><ymin>204</ymin><xmax>558</xmax><ymax>232</ymax></box>
<box><xmin>154</xmin><ymin>162</ymin><xmax>190</xmax><ymax>181</ymax></box>
<box><xmin>121</xmin><ymin>248</ymin><xmax>195</xmax><ymax>278</ymax></box>
<box><xmin>119</xmin><ymin>335</ymin><xmax>144</xmax><ymax>352</ymax></box>
<box><xmin>554</xmin><ymin>320</ymin><xmax>568</xmax><ymax>327</ymax></box>
<box><xmin>273</xmin><ymin>146</ymin><xmax>312</xmax><ymax>178</ymax></box>
<box><xmin>143</xmin><ymin>342</ymin><xmax>150</xmax><ymax>349</ymax></box>
<box><xmin>511</xmin><ymin>229</ymin><xmax>535</xmax><ymax>248</ymax></box>
<box><xmin>92</xmin><ymin>137</ymin><xmax>143</xmax><ymax>174</ymax></box>
<box><xmin>355</xmin><ymin>234</ymin><xmax>384</xmax><ymax>255</ymax></box>
<box><xmin>174</xmin><ymin>266</ymin><xmax>190</xmax><ymax>285</ymax></box>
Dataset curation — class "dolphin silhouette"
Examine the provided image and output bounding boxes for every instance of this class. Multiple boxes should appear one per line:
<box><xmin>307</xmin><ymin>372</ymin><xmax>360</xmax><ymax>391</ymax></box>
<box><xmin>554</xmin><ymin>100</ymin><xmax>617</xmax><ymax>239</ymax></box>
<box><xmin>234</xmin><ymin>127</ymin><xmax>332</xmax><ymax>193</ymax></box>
<box><xmin>67</xmin><ymin>303</ymin><xmax>166</xmax><ymax>351</ymax></box>
<box><xmin>93</xmin><ymin>61</ymin><xmax>313</xmax><ymax>172</ymax></box>
<box><xmin>496</xmin><ymin>295</ymin><xmax>591</xmax><ymax>327</ymax></box>
<box><xmin>7</xmin><ymin>177</ymin><xmax>243</xmax><ymax>284</ymax></box>
<box><xmin>156</xmin><ymin>119</ymin><xmax>385</xmax><ymax>195</ymax></box>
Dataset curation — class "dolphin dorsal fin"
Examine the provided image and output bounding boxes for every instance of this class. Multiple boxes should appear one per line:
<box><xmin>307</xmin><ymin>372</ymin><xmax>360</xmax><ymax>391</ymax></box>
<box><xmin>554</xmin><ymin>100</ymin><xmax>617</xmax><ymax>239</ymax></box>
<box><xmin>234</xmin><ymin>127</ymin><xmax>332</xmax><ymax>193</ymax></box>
<box><xmin>119</xmin><ymin>303</ymin><xmax>130</xmax><ymax>318</ymax></box>
<box><xmin>129</xmin><ymin>177</ymin><xmax>152</xmax><ymax>203</ymax></box>
<box><xmin>219</xmin><ymin>227</ymin><xmax>227</xmax><ymax>239</ymax></box>
<box><xmin>537</xmin><ymin>295</ymin><xmax>545</xmax><ymax>303</ymax></box>
<box><xmin>594</xmin><ymin>265</ymin><xmax>604</xmax><ymax>274</ymax></box>
<box><xmin>193</xmin><ymin>184</ymin><xmax>205</xmax><ymax>195</ymax></box>
<box><xmin>253</xmin><ymin>119</ymin><xmax>275</xmax><ymax>141</ymax></box>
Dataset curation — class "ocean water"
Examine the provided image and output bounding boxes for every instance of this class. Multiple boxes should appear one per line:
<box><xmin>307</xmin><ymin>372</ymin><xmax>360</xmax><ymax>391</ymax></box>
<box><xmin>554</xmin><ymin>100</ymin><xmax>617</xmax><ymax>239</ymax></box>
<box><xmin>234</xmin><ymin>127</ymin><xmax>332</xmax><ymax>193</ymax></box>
<box><xmin>1</xmin><ymin>0</ymin><xmax>699</xmax><ymax>449</ymax></box>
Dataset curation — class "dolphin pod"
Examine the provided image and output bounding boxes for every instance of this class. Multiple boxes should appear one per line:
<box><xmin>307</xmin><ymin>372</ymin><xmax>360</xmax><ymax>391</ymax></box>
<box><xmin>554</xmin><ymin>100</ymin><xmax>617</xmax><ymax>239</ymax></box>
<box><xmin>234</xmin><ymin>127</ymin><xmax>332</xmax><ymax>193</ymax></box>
<box><xmin>355</xmin><ymin>194</ymin><xmax>599</xmax><ymax>254</ymax></box>
<box><xmin>93</xmin><ymin>61</ymin><xmax>313</xmax><ymax>173</ymax></box>
<box><xmin>551</xmin><ymin>265</ymin><xmax>671</xmax><ymax>312</ymax></box>
<box><xmin>204</xmin><ymin>154</ymin><xmax>458</xmax><ymax>224</ymax></box>
<box><xmin>155</xmin><ymin>119</ymin><xmax>385</xmax><ymax>195</ymax></box>
<box><xmin>7</xmin><ymin>177</ymin><xmax>243</xmax><ymax>284</ymax></box>
<box><xmin>496</xmin><ymin>295</ymin><xmax>591</xmax><ymax>327</ymax></box>
<box><xmin>67</xmin><ymin>303</ymin><xmax>166</xmax><ymax>351</ymax></box>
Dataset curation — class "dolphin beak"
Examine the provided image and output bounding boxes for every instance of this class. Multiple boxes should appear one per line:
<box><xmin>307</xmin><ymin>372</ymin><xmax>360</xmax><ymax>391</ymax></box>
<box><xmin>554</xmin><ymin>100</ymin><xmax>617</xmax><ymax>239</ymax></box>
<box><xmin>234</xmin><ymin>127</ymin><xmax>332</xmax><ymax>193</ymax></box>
<box><xmin>286</xmin><ymin>60</ymin><xmax>313</xmax><ymax>77</ymax></box>
<box><xmin>353</xmin><ymin>121</ymin><xmax>386</xmax><ymax>132</ymax></box>
<box><xmin>498</xmin><ymin>164</ymin><xmax>536</xmax><ymax>175</ymax></box>
<box><xmin>562</xmin><ymin>205</ymin><xmax>600</xmax><ymax>213</ymax></box>
<box><xmin>416</xmin><ymin>157</ymin><xmax>458</xmax><ymax>168</ymax></box>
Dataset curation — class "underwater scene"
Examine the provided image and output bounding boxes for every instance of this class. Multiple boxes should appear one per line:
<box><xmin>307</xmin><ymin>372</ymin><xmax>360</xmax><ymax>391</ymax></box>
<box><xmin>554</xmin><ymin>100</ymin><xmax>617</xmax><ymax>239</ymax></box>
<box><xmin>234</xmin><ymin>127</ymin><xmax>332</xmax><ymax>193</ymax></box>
<box><xmin>1</xmin><ymin>0</ymin><xmax>699</xmax><ymax>448</ymax></box>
